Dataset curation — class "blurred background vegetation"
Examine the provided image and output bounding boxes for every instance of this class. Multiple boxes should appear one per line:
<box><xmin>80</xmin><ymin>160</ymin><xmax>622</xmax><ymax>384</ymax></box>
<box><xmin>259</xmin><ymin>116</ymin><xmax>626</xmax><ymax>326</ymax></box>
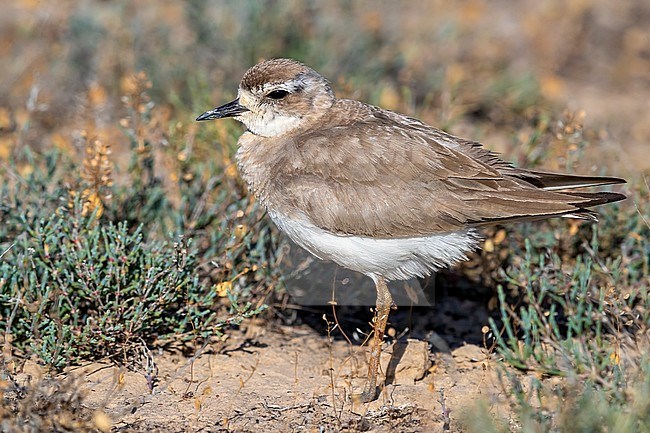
<box><xmin>0</xmin><ymin>0</ymin><xmax>648</xmax><ymax>431</ymax></box>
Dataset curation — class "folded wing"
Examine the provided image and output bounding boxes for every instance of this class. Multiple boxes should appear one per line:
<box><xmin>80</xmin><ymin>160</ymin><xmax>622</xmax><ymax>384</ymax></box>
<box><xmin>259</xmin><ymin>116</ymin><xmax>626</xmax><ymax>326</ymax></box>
<box><xmin>270</xmin><ymin>101</ymin><xmax>625</xmax><ymax>238</ymax></box>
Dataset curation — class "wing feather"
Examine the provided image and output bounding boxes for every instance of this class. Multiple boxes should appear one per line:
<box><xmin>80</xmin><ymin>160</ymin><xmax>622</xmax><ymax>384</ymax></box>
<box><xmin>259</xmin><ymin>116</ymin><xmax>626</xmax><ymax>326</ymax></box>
<box><xmin>262</xmin><ymin>100</ymin><xmax>625</xmax><ymax>237</ymax></box>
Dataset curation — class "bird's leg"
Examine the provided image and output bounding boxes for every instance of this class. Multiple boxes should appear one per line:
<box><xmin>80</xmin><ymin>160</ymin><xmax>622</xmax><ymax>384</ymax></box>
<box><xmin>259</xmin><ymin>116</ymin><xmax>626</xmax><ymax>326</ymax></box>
<box><xmin>357</xmin><ymin>276</ymin><xmax>393</xmax><ymax>403</ymax></box>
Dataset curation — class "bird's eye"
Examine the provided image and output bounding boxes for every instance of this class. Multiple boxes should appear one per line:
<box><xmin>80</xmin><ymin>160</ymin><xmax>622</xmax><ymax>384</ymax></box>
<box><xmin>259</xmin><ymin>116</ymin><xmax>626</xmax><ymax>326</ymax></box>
<box><xmin>266</xmin><ymin>89</ymin><xmax>289</xmax><ymax>99</ymax></box>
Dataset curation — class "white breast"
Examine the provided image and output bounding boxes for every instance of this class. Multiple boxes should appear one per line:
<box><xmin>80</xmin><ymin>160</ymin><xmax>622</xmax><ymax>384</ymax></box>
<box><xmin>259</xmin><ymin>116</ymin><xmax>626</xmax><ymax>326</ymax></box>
<box><xmin>268</xmin><ymin>210</ymin><xmax>480</xmax><ymax>281</ymax></box>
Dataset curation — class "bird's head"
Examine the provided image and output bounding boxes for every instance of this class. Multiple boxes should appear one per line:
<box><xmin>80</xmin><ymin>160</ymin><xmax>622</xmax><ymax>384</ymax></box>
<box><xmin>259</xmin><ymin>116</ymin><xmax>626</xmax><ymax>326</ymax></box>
<box><xmin>196</xmin><ymin>58</ymin><xmax>335</xmax><ymax>137</ymax></box>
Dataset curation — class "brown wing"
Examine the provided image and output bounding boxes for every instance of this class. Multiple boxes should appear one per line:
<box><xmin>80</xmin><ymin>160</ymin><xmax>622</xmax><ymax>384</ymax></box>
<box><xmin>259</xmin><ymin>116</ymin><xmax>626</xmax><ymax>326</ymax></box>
<box><xmin>268</xmin><ymin>100</ymin><xmax>625</xmax><ymax>237</ymax></box>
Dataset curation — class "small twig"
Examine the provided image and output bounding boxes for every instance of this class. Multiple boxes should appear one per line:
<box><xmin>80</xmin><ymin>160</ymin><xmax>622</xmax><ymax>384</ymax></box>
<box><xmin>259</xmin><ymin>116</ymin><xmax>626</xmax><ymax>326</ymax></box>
<box><xmin>0</xmin><ymin>243</ymin><xmax>14</xmax><ymax>260</ymax></box>
<box><xmin>324</xmin><ymin>314</ymin><xmax>343</xmax><ymax>429</ymax></box>
<box><xmin>581</xmin><ymin>238</ymin><xmax>614</xmax><ymax>281</ymax></box>
<box><xmin>0</xmin><ymin>162</ymin><xmax>28</xmax><ymax>185</ymax></box>
<box><xmin>237</xmin><ymin>353</ymin><xmax>260</xmax><ymax>392</ymax></box>
<box><xmin>634</xmin><ymin>200</ymin><xmax>650</xmax><ymax>230</ymax></box>
<box><xmin>439</xmin><ymin>388</ymin><xmax>451</xmax><ymax>431</ymax></box>
<box><xmin>137</xmin><ymin>338</ymin><xmax>158</xmax><ymax>393</ymax></box>
<box><xmin>183</xmin><ymin>350</ymin><xmax>196</xmax><ymax>398</ymax></box>
<box><xmin>293</xmin><ymin>351</ymin><xmax>299</xmax><ymax>385</ymax></box>
<box><xmin>262</xmin><ymin>401</ymin><xmax>312</xmax><ymax>413</ymax></box>
<box><xmin>328</xmin><ymin>268</ymin><xmax>353</xmax><ymax>346</ymax></box>
<box><xmin>330</xmin><ymin>300</ymin><xmax>353</xmax><ymax>345</ymax></box>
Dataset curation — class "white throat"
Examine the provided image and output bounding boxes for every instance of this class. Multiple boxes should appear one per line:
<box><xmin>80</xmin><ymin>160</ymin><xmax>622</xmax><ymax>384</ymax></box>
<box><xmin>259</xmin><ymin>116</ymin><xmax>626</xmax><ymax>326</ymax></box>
<box><xmin>241</xmin><ymin>110</ymin><xmax>303</xmax><ymax>138</ymax></box>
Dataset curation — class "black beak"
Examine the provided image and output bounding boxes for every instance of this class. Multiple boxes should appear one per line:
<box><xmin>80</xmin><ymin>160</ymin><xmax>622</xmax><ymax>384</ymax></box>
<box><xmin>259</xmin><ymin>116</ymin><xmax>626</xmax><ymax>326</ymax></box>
<box><xmin>196</xmin><ymin>98</ymin><xmax>249</xmax><ymax>121</ymax></box>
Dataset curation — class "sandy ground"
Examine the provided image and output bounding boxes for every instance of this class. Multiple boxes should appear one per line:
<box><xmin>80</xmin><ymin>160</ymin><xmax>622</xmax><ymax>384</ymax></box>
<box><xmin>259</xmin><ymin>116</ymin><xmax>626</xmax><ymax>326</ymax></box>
<box><xmin>68</xmin><ymin>321</ymin><xmax>518</xmax><ymax>432</ymax></box>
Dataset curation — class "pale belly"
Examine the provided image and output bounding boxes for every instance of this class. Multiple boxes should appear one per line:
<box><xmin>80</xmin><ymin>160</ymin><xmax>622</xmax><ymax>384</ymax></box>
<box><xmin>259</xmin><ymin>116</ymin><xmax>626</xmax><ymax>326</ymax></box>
<box><xmin>268</xmin><ymin>209</ymin><xmax>480</xmax><ymax>282</ymax></box>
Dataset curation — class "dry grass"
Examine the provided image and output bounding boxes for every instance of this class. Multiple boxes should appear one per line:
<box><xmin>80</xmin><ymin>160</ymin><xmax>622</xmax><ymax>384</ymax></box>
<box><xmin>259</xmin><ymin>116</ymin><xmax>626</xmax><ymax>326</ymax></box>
<box><xmin>1</xmin><ymin>1</ymin><xmax>648</xmax><ymax>431</ymax></box>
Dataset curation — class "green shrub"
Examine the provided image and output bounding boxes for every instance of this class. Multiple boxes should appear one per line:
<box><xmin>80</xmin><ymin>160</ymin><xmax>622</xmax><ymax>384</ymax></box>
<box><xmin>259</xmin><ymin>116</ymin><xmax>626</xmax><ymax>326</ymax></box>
<box><xmin>0</xmin><ymin>76</ymin><xmax>278</xmax><ymax>370</ymax></box>
<box><xmin>1</xmin><ymin>202</ymin><xmax>264</xmax><ymax>369</ymax></box>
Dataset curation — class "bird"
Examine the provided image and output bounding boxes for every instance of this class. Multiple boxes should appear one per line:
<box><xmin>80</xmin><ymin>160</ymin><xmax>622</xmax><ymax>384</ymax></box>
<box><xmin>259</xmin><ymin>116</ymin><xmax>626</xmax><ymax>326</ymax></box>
<box><xmin>196</xmin><ymin>58</ymin><xmax>626</xmax><ymax>402</ymax></box>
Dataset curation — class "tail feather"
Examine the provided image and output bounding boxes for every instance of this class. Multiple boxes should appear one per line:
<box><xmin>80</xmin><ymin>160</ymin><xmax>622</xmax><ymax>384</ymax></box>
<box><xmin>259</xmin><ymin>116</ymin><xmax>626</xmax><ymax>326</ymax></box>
<box><xmin>516</xmin><ymin>170</ymin><xmax>626</xmax><ymax>191</ymax></box>
<box><xmin>561</xmin><ymin>210</ymin><xmax>599</xmax><ymax>222</ymax></box>
<box><xmin>470</xmin><ymin>179</ymin><xmax>626</xmax><ymax>227</ymax></box>
<box><xmin>567</xmin><ymin>191</ymin><xmax>627</xmax><ymax>208</ymax></box>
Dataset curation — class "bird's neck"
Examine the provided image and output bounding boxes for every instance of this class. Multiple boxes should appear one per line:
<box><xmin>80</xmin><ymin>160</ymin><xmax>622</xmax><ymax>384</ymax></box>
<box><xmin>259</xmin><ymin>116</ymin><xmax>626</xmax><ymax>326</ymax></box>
<box><xmin>235</xmin><ymin>133</ymin><xmax>303</xmax><ymax>210</ymax></box>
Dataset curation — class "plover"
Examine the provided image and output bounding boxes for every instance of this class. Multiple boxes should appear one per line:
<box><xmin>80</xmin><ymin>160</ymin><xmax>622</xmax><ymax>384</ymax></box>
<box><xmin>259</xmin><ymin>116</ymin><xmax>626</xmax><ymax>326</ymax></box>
<box><xmin>197</xmin><ymin>58</ymin><xmax>626</xmax><ymax>402</ymax></box>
